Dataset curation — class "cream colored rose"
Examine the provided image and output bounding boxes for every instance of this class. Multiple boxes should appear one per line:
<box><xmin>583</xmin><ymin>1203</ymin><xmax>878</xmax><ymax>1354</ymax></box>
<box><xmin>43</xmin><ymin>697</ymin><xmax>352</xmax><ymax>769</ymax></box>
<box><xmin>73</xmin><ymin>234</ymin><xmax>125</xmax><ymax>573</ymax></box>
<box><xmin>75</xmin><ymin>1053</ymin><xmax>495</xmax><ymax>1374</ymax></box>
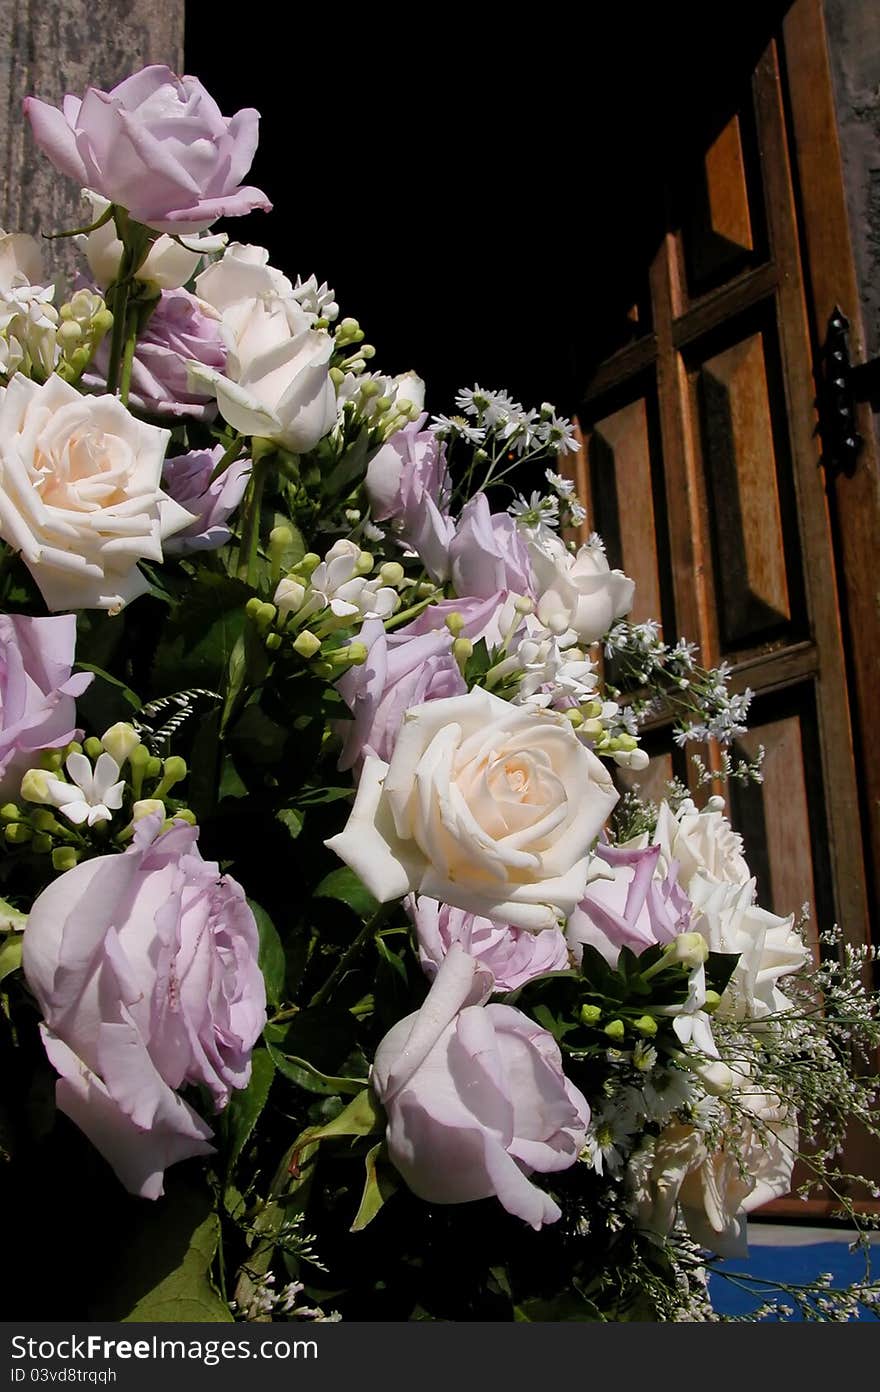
<box><xmin>653</xmin><ymin>795</ymin><xmax>751</xmax><ymax>892</ymax></box>
<box><xmin>528</xmin><ymin>532</ymin><xmax>634</xmax><ymax>644</ymax></box>
<box><xmin>326</xmin><ymin>687</ymin><xmax>619</xmax><ymax>931</ymax></box>
<box><xmin>688</xmin><ymin>874</ymin><xmax>807</xmax><ymax>1021</ymax></box>
<box><xmin>0</xmin><ymin>374</ymin><xmax>193</xmax><ymax>611</ymax></box>
<box><xmin>627</xmin><ymin>1076</ymin><xmax>797</xmax><ymax>1257</ymax></box>
<box><xmin>190</xmin><ymin>243</ymin><xmax>336</xmax><ymax>452</ymax></box>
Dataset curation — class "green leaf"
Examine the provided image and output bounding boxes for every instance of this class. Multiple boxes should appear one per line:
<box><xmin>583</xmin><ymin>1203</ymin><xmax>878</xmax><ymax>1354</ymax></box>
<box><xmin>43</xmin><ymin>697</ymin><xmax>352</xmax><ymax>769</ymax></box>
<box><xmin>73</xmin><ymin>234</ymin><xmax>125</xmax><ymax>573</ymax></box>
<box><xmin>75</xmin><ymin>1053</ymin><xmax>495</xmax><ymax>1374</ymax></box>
<box><xmin>251</xmin><ymin>900</ymin><xmax>285</xmax><ymax>1009</ymax></box>
<box><xmin>0</xmin><ymin>896</ymin><xmax>27</xmax><ymax>933</ymax></box>
<box><xmin>93</xmin><ymin>1178</ymin><xmax>232</xmax><ymax>1322</ymax></box>
<box><xmin>320</xmin><ymin>424</ymin><xmax>371</xmax><ymax>498</ymax></box>
<box><xmin>266</xmin><ymin>1043</ymin><xmax>367</xmax><ymax>1096</ymax></box>
<box><xmin>222</xmin><ymin>1047</ymin><xmax>275</xmax><ymax>1175</ymax></box>
<box><xmin>706</xmin><ymin>950</ymin><xmax>741</xmax><ymax>998</ymax></box>
<box><xmin>276</xmin><ymin>807</ymin><xmax>303</xmax><ymax>839</ymax></box>
<box><xmin>0</xmin><ymin>933</ymin><xmax>23</xmax><ymax>983</ymax></box>
<box><xmin>314</xmin><ymin>867</ymin><xmax>379</xmax><ymax>920</ymax></box>
<box><xmin>293</xmin><ymin>1086</ymin><xmax>384</xmax><ymax>1150</ymax></box>
<box><xmin>350</xmin><ymin>1141</ymin><xmax>397</xmax><ymax>1232</ymax></box>
<box><xmin>74</xmin><ymin>662</ymin><xmax>142</xmax><ymax>712</ymax></box>
<box><xmin>152</xmin><ymin>572</ymin><xmax>251</xmax><ymax>696</ymax></box>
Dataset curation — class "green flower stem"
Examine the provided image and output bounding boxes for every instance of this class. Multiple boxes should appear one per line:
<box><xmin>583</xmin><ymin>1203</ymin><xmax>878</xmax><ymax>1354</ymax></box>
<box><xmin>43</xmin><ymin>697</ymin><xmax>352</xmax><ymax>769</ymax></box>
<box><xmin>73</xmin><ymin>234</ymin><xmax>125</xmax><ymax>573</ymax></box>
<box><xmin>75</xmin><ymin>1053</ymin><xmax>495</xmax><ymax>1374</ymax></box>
<box><xmin>104</xmin><ymin>273</ymin><xmax>131</xmax><ymax>396</ymax></box>
<box><xmin>209</xmin><ymin>433</ymin><xmax>244</xmax><ymax>483</ymax></box>
<box><xmin>237</xmin><ymin>459</ymin><xmax>267</xmax><ymax>586</ymax></box>
<box><xmin>383</xmin><ymin>592</ymin><xmax>438</xmax><ymax>631</ymax></box>
<box><xmin>118</xmin><ymin>310</ymin><xmax>139</xmax><ymax>407</ymax></box>
<box><xmin>308</xmin><ymin>904</ymin><xmax>394</xmax><ymax>1009</ymax></box>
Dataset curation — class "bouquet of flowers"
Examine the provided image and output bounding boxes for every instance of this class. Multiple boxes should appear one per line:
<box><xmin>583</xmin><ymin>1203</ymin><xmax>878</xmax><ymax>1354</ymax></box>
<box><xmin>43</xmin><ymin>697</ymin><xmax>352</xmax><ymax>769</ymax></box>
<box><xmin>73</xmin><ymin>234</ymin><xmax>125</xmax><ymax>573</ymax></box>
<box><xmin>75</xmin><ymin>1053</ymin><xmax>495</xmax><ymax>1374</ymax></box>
<box><xmin>1</xmin><ymin>64</ymin><xmax>878</xmax><ymax>1324</ymax></box>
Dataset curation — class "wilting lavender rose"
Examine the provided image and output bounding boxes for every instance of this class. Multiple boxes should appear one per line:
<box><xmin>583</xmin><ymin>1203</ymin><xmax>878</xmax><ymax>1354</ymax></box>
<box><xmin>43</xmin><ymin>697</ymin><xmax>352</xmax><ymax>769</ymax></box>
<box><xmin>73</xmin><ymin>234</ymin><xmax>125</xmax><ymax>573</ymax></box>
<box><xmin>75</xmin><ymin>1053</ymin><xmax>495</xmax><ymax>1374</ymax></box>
<box><xmin>372</xmin><ymin>945</ymin><xmax>590</xmax><ymax>1228</ymax></box>
<box><xmin>449</xmin><ymin>494</ymin><xmax>535</xmax><ymax>600</ymax></box>
<box><xmin>410</xmin><ymin>895</ymin><xmax>570</xmax><ymax>992</ymax></box>
<box><xmin>23</xmin><ymin>66</ymin><xmax>271</xmax><ymax>234</ymax></box>
<box><xmin>566</xmin><ymin>842</ymin><xmax>693</xmax><ymax>968</ymax></box>
<box><xmin>162</xmin><ymin>447</ymin><xmax>251</xmax><ymax>555</ymax></box>
<box><xmin>22</xmin><ymin>817</ymin><xmax>267</xmax><ymax>1199</ymax></box>
<box><xmin>86</xmin><ymin>288</ymin><xmax>226</xmax><ymax>420</ymax></box>
<box><xmin>365</xmin><ymin>423</ymin><xmax>455</xmax><ymax>583</ymax></box>
<box><xmin>0</xmin><ymin>614</ymin><xmax>92</xmax><ymax>799</ymax></box>
<box><xmin>336</xmin><ymin>617</ymin><xmax>465</xmax><ymax>771</ymax></box>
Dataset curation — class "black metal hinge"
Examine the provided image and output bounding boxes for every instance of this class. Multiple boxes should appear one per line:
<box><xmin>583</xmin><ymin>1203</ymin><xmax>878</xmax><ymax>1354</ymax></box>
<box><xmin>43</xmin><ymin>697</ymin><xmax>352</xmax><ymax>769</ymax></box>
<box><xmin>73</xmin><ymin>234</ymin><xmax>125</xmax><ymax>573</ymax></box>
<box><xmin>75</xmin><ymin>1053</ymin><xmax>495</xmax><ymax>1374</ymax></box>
<box><xmin>817</xmin><ymin>307</ymin><xmax>880</xmax><ymax>480</ymax></box>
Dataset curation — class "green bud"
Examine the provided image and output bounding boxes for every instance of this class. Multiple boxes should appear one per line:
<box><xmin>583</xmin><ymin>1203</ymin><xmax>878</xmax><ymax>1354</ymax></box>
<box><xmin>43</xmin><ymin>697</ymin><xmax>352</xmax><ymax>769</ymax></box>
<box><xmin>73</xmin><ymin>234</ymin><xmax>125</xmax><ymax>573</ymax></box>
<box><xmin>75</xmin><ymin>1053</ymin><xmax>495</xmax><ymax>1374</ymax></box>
<box><xmin>581</xmin><ymin>718</ymin><xmax>604</xmax><ymax>740</ymax></box>
<box><xmin>0</xmin><ymin>803</ymin><xmax>20</xmax><ymax>822</ymax></box>
<box><xmin>159</xmin><ymin>756</ymin><xmax>187</xmax><ymax>789</ymax></box>
<box><xmin>453</xmin><ymin>637</ymin><xmax>473</xmax><ymax>671</ymax></box>
<box><xmin>38</xmin><ymin>749</ymin><xmax>64</xmax><ymax>772</ymax></box>
<box><xmin>579</xmin><ymin>1004</ymin><xmax>602</xmax><ymax>1027</ymax></box>
<box><xmin>100</xmin><ymin>722</ymin><xmax>141</xmax><ymax>767</ymax></box>
<box><xmin>615</xmin><ymin>733</ymin><xmax>638</xmax><ymax>752</ymax></box>
<box><xmin>5</xmin><ymin>823</ymin><xmax>32</xmax><ymax>845</ymax></box>
<box><xmin>20</xmin><ymin>769</ymin><xmax>51</xmax><ymax>803</ymax></box>
<box><xmin>52</xmin><ymin>847</ymin><xmax>80</xmax><ymax>873</ymax></box>
<box><xmin>564</xmin><ymin>707</ymin><xmax>584</xmax><ymax>728</ymax></box>
<box><xmin>293</xmin><ymin>630</ymin><xmax>322</xmax><ymax>659</ymax></box>
<box><xmin>634</xmin><ymin>1015</ymin><xmax>658</xmax><ymax>1038</ymax></box>
<box><xmin>358</xmin><ymin>379</ymin><xmax>380</xmax><ymax>400</ymax></box>
<box><xmin>295</xmin><ymin>553</ymin><xmax>321</xmax><ymax>577</ymax></box>
<box><xmin>582</xmin><ymin>700</ymin><xmax>603</xmax><ymax>719</ymax></box>
<box><xmin>245</xmin><ymin>596</ymin><xmax>263</xmax><ymax>619</ymax></box>
<box><xmin>604</xmin><ymin>1019</ymin><xmax>626</xmax><ymax>1042</ymax></box>
<box><xmin>379</xmin><ymin>561</ymin><xmax>405</xmax><ymax>587</ymax></box>
<box><xmin>171</xmin><ymin>808</ymin><xmax>197</xmax><ymax>826</ymax></box>
<box><xmin>131</xmin><ymin>799</ymin><xmax>165</xmax><ymax>822</ymax></box>
<box><xmin>145</xmin><ymin>757</ymin><xmax>162</xmax><ymax>780</ymax></box>
<box><xmin>252</xmin><ymin>601</ymin><xmax>276</xmax><ymax>632</ymax></box>
<box><xmin>265</xmin><ymin>632</ymin><xmax>282</xmax><ymax>651</ymax></box>
<box><xmin>30</xmin><ymin>808</ymin><xmax>62</xmax><ymax>834</ymax></box>
<box><xmin>667</xmin><ymin>932</ymin><xmax>709</xmax><ymax>969</ymax></box>
<box><xmin>57</xmin><ymin>319</ymin><xmax>83</xmax><ymax>346</ymax></box>
<box><xmin>444</xmin><ymin>611</ymin><xmax>465</xmax><ymax>636</ymax></box>
<box><xmin>269</xmin><ymin>524</ymin><xmax>293</xmax><ymax>552</ymax></box>
<box><xmin>32</xmin><ymin>833</ymin><xmax>53</xmax><ymax>855</ymax></box>
<box><xmin>329</xmin><ymin>366</ymin><xmax>345</xmax><ymax>387</ymax></box>
<box><xmin>703</xmin><ymin>989</ymin><xmax>723</xmax><ymax>1014</ymax></box>
<box><xmin>83</xmin><ymin>737</ymin><xmax>104</xmax><ymax>761</ymax></box>
<box><xmin>513</xmin><ymin>595</ymin><xmax>534</xmax><ymax>615</ymax></box>
<box><xmin>355</xmin><ymin>550</ymin><xmax>374</xmax><ymax>575</ymax></box>
<box><xmin>311</xmin><ymin>661</ymin><xmax>334</xmax><ymax>680</ymax></box>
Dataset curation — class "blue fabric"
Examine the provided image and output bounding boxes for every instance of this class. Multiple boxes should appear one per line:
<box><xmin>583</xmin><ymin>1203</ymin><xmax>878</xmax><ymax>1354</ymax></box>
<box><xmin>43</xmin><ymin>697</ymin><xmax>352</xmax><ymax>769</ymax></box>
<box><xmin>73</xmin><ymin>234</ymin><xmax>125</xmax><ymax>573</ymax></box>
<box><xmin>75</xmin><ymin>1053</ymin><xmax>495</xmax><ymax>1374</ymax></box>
<box><xmin>708</xmin><ymin>1239</ymin><xmax>876</xmax><ymax>1320</ymax></box>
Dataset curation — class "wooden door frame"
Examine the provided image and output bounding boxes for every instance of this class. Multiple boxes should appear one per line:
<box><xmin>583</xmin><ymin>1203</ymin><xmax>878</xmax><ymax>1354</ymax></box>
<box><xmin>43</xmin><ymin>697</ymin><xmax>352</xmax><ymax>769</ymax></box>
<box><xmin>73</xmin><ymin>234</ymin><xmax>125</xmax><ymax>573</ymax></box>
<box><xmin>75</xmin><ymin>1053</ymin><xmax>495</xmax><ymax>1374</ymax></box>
<box><xmin>781</xmin><ymin>0</ymin><xmax>880</xmax><ymax>936</ymax></box>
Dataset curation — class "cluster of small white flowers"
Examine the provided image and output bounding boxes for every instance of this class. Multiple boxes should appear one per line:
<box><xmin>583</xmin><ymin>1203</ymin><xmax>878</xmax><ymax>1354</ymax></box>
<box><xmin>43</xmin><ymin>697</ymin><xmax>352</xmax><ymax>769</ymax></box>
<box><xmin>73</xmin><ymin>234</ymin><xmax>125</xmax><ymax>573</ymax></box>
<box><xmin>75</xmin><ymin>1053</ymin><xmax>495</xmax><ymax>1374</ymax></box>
<box><xmin>509</xmin><ymin>632</ymin><xmax>598</xmax><ymax>707</ymax></box>
<box><xmin>0</xmin><ymin>280</ymin><xmax>59</xmax><ymax>378</ymax></box>
<box><xmin>431</xmin><ymin>386</ymin><xmax>579</xmax><ymax>460</ymax></box>
<box><xmin>508</xmin><ymin>491</ymin><xmax>560</xmax><ymax>532</ymax></box>
<box><xmin>604</xmin><ymin>620</ymin><xmax>755</xmax><ymax>747</ymax></box>
<box><xmin>275</xmin><ymin>539</ymin><xmax>401</xmax><ymax>628</ymax></box>
<box><xmin>544</xmin><ymin>468</ymin><xmax>588</xmax><ymax>527</ymax></box>
<box><xmin>231</xmin><ymin>1273</ymin><xmax>341</xmax><ymax>1322</ymax></box>
<box><xmin>292</xmin><ymin>273</ymin><xmax>339</xmax><ymax>324</ymax></box>
<box><xmin>334</xmin><ymin>370</ymin><xmax>421</xmax><ymax>442</ymax></box>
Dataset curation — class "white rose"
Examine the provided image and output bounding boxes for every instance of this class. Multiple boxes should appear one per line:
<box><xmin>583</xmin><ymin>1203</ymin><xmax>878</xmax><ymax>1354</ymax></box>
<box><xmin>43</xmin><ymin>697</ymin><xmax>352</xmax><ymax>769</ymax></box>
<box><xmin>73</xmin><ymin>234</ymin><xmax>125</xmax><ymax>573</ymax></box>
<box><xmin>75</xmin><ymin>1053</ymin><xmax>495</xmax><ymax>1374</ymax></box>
<box><xmin>528</xmin><ymin>532</ymin><xmax>634</xmax><ymax>644</ymax></box>
<box><xmin>653</xmin><ymin>796</ymin><xmax>751</xmax><ymax>892</ymax></box>
<box><xmin>78</xmin><ymin>194</ymin><xmax>227</xmax><ymax>292</ymax></box>
<box><xmin>0</xmin><ymin>375</ymin><xmax>194</xmax><ymax>611</ymax></box>
<box><xmin>325</xmin><ymin>687</ymin><xmax>619</xmax><ymax>931</ymax></box>
<box><xmin>628</xmin><ymin>1076</ymin><xmax>797</xmax><ymax>1257</ymax></box>
<box><xmin>190</xmin><ymin>243</ymin><xmax>336</xmax><ymax>452</ymax></box>
<box><xmin>689</xmin><ymin>874</ymin><xmax>807</xmax><ymax>1020</ymax></box>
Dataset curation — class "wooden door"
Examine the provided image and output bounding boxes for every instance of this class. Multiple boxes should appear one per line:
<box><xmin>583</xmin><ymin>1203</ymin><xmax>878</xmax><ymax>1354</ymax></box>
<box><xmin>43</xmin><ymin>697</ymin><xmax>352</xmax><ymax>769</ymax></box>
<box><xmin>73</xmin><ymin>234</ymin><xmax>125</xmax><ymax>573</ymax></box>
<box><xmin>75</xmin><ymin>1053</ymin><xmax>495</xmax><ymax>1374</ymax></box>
<box><xmin>565</xmin><ymin>3</ymin><xmax>880</xmax><ymax>1204</ymax></box>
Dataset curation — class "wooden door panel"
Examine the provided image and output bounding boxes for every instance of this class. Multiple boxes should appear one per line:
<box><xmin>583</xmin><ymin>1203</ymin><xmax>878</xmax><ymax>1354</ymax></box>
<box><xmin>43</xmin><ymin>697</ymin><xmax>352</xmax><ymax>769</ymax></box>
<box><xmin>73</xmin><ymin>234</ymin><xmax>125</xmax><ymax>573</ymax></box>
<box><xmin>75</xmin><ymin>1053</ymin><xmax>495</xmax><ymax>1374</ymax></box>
<box><xmin>682</xmin><ymin>106</ymin><xmax>768</xmax><ymax>298</ymax></box>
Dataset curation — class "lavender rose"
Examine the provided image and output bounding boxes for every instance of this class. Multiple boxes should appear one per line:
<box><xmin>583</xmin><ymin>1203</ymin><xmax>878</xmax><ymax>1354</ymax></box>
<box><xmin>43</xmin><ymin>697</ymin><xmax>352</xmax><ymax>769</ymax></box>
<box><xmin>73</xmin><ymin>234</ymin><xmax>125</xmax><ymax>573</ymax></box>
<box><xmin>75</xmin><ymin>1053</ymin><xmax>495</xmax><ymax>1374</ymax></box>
<box><xmin>336</xmin><ymin>617</ymin><xmax>465</xmax><ymax>771</ymax></box>
<box><xmin>22</xmin><ymin>817</ymin><xmax>267</xmax><ymax>1199</ymax></box>
<box><xmin>372</xmin><ymin>945</ymin><xmax>589</xmax><ymax>1228</ymax></box>
<box><xmin>410</xmin><ymin>895</ymin><xmax>570</xmax><ymax>992</ymax></box>
<box><xmin>24</xmin><ymin>66</ymin><xmax>271</xmax><ymax>234</ymax></box>
<box><xmin>86</xmin><ymin>288</ymin><xmax>227</xmax><ymax>420</ymax></box>
<box><xmin>566</xmin><ymin>842</ymin><xmax>693</xmax><ymax>968</ymax></box>
<box><xmin>0</xmin><ymin>614</ymin><xmax>92</xmax><ymax>799</ymax></box>
<box><xmin>162</xmin><ymin>447</ymin><xmax>251</xmax><ymax>555</ymax></box>
<box><xmin>364</xmin><ymin>422</ymin><xmax>455</xmax><ymax>583</ymax></box>
<box><xmin>449</xmin><ymin>493</ymin><xmax>535</xmax><ymax>600</ymax></box>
